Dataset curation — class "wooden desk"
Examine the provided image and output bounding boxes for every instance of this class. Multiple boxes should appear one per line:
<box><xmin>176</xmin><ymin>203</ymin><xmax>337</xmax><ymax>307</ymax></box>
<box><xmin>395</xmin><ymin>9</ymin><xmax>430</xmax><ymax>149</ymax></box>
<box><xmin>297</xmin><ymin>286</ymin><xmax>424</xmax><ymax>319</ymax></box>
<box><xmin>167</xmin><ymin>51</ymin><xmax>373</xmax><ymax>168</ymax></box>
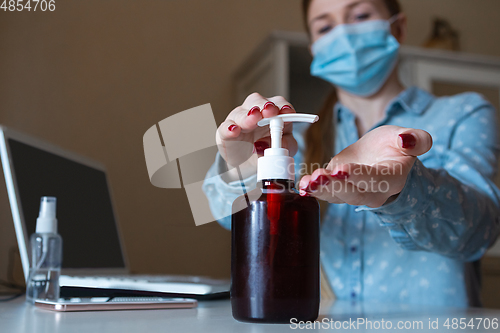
<box><xmin>1</xmin><ymin>297</ymin><xmax>500</xmax><ymax>332</ymax></box>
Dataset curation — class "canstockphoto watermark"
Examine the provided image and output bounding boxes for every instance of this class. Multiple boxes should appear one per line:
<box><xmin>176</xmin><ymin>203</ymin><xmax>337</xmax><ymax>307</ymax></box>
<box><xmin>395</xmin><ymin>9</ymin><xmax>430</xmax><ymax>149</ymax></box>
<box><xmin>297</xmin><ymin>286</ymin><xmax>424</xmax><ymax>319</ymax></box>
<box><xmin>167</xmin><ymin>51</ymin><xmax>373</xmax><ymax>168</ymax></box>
<box><xmin>290</xmin><ymin>317</ymin><xmax>425</xmax><ymax>330</ymax></box>
<box><xmin>290</xmin><ymin>317</ymin><xmax>500</xmax><ymax>330</ymax></box>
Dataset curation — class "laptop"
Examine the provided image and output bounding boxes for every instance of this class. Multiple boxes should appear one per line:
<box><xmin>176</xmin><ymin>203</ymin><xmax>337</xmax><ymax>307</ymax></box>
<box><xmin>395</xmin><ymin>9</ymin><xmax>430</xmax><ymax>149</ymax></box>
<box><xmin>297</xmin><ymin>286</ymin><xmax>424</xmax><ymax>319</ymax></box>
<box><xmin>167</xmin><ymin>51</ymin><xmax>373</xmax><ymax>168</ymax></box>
<box><xmin>0</xmin><ymin>125</ymin><xmax>229</xmax><ymax>299</ymax></box>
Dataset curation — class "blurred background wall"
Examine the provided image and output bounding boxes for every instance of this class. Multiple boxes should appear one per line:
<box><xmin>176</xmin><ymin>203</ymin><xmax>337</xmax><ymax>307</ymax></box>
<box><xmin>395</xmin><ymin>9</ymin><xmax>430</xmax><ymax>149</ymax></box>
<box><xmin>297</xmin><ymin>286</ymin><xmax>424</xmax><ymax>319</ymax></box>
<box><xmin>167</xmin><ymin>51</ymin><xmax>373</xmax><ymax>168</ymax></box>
<box><xmin>1</xmin><ymin>0</ymin><xmax>500</xmax><ymax>283</ymax></box>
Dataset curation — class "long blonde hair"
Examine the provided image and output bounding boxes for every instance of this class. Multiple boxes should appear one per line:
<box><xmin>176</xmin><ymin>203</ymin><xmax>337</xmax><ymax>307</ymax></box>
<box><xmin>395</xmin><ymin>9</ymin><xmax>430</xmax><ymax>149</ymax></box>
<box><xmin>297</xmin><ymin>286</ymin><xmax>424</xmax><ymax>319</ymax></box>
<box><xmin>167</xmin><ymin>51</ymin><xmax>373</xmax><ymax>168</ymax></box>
<box><xmin>302</xmin><ymin>0</ymin><xmax>402</xmax><ymax>170</ymax></box>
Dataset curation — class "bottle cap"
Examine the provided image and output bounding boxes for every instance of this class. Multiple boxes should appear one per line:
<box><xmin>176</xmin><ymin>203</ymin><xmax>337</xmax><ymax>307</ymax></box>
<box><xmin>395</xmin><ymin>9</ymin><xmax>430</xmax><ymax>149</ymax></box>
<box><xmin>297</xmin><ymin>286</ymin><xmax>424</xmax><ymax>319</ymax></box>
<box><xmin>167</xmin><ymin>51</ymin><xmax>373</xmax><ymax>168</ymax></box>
<box><xmin>35</xmin><ymin>196</ymin><xmax>58</xmax><ymax>234</ymax></box>
<box><xmin>256</xmin><ymin>114</ymin><xmax>319</xmax><ymax>181</ymax></box>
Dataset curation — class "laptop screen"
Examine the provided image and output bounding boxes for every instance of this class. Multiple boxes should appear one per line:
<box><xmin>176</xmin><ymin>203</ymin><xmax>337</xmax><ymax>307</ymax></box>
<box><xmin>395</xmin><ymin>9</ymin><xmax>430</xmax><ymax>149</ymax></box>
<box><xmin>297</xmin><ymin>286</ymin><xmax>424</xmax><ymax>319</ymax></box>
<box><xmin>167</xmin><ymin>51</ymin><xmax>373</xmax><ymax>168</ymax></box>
<box><xmin>8</xmin><ymin>138</ymin><xmax>126</xmax><ymax>269</ymax></box>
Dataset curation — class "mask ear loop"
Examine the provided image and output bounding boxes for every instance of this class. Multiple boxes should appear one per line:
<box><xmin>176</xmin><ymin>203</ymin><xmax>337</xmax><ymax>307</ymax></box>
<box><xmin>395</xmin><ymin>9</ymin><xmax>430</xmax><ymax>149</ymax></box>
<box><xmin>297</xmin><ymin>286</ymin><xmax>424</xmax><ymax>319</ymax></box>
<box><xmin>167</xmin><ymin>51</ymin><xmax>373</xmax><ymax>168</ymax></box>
<box><xmin>388</xmin><ymin>14</ymin><xmax>401</xmax><ymax>25</ymax></box>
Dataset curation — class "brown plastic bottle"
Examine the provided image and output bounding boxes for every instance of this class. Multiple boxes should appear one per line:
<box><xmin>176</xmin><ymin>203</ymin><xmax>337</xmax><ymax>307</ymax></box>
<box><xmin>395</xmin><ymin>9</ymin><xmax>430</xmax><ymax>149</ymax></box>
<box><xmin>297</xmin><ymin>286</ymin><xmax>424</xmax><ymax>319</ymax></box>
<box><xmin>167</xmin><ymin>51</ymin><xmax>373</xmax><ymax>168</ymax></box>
<box><xmin>231</xmin><ymin>179</ymin><xmax>320</xmax><ymax>323</ymax></box>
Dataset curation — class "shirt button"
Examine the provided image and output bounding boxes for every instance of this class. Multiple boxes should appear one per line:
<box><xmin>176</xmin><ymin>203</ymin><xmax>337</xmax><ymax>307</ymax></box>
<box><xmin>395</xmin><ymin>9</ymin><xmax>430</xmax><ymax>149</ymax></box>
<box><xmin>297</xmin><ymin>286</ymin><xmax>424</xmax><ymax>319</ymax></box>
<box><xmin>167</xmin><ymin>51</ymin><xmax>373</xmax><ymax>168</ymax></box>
<box><xmin>351</xmin><ymin>292</ymin><xmax>356</xmax><ymax>298</ymax></box>
<box><xmin>350</xmin><ymin>246</ymin><xmax>357</xmax><ymax>253</ymax></box>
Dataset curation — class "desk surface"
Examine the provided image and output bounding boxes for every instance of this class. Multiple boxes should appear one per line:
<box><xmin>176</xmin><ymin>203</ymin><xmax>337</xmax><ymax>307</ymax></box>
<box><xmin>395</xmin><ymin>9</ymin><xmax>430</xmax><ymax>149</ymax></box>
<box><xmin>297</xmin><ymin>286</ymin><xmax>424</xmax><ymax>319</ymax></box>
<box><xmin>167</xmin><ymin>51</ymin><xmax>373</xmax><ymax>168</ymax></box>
<box><xmin>1</xmin><ymin>297</ymin><xmax>500</xmax><ymax>333</ymax></box>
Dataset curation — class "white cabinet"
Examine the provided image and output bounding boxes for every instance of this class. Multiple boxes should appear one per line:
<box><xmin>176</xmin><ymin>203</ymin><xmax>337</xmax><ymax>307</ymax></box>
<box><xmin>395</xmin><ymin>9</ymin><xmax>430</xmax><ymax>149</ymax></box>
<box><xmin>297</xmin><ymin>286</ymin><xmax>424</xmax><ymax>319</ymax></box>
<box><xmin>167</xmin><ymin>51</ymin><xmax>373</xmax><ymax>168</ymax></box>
<box><xmin>233</xmin><ymin>31</ymin><xmax>500</xmax><ymax>257</ymax></box>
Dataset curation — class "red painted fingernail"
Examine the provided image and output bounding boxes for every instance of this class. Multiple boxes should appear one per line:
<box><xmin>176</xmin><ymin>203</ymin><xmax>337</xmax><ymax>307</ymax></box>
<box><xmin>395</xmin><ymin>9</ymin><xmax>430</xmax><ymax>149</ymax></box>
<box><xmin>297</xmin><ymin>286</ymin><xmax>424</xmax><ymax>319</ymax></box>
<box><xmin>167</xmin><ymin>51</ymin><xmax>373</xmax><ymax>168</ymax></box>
<box><xmin>281</xmin><ymin>105</ymin><xmax>293</xmax><ymax>111</ymax></box>
<box><xmin>254</xmin><ymin>141</ymin><xmax>270</xmax><ymax>155</ymax></box>
<box><xmin>309</xmin><ymin>181</ymin><xmax>320</xmax><ymax>192</ymax></box>
<box><xmin>228</xmin><ymin>125</ymin><xmax>237</xmax><ymax>132</ymax></box>
<box><xmin>300</xmin><ymin>182</ymin><xmax>314</xmax><ymax>192</ymax></box>
<box><xmin>247</xmin><ymin>106</ymin><xmax>260</xmax><ymax>116</ymax></box>
<box><xmin>332</xmin><ymin>171</ymin><xmax>349</xmax><ymax>179</ymax></box>
<box><xmin>263</xmin><ymin>102</ymin><xmax>276</xmax><ymax>110</ymax></box>
<box><xmin>400</xmin><ymin>134</ymin><xmax>416</xmax><ymax>149</ymax></box>
<box><xmin>309</xmin><ymin>175</ymin><xmax>329</xmax><ymax>192</ymax></box>
<box><xmin>314</xmin><ymin>175</ymin><xmax>330</xmax><ymax>186</ymax></box>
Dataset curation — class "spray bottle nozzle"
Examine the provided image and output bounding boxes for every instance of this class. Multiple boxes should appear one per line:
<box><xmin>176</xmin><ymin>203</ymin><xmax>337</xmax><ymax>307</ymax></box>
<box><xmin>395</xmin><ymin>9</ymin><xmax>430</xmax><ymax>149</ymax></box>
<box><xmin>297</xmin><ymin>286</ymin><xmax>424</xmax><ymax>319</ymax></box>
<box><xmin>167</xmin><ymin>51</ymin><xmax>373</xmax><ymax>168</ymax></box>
<box><xmin>39</xmin><ymin>197</ymin><xmax>56</xmax><ymax>219</ymax></box>
<box><xmin>256</xmin><ymin>114</ymin><xmax>319</xmax><ymax>181</ymax></box>
<box><xmin>36</xmin><ymin>196</ymin><xmax>58</xmax><ymax>234</ymax></box>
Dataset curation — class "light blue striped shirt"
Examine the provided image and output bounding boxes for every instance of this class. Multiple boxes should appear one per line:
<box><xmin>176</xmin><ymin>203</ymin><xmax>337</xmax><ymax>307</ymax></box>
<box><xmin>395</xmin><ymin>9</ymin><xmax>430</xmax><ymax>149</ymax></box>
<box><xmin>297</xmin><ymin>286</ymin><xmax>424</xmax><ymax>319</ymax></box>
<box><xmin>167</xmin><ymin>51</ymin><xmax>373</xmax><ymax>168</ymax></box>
<box><xmin>202</xmin><ymin>87</ymin><xmax>500</xmax><ymax>307</ymax></box>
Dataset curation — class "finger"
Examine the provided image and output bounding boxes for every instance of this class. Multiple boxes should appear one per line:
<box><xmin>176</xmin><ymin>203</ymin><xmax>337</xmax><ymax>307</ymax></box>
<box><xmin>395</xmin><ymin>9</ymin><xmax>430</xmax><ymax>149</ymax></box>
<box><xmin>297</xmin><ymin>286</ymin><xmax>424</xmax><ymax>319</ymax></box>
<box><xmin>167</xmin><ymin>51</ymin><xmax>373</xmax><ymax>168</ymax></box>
<box><xmin>230</xmin><ymin>93</ymin><xmax>271</xmax><ymax>131</ymax></box>
<box><xmin>396</xmin><ymin>129</ymin><xmax>433</xmax><ymax>157</ymax></box>
<box><xmin>233</xmin><ymin>94</ymin><xmax>281</xmax><ymax>131</ymax></box>
<box><xmin>298</xmin><ymin>175</ymin><xmax>313</xmax><ymax>194</ymax></box>
<box><xmin>241</xmin><ymin>92</ymin><xmax>269</xmax><ymax>109</ymax></box>
<box><xmin>267</xmin><ymin>96</ymin><xmax>296</xmax><ymax>114</ymax></box>
<box><xmin>231</xmin><ymin>105</ymin><xmax>264</xmax><ymax>132</ymax></box>
<box><xmin>328</xmin><ymin>162</ymin><xmax>406</xmax><ymax>195</ymax></box>
<box><xmin>307</xmin><ymin>168</ymin><xmax>333</xmax><ymax>192</ymax></box>
<box><xmin>241</xmin><ymin>93</ymin><xmax>280</xmax><ymax>119</ymax></box>
<box><xmin>298</xmin><ymin>169</ymin><xmax>344</xmax><ymax>203</ymax></box>
<box><xmin>308</xmin><ymin>186</ymin><xmax>346</xmax><ymax>204</ymax></box>
<box><xmin>217</xmin><ymin>120</ymin><xmax>241</xmax><ymax>141</ymax></box>
<box><xmin>260</xmin><ymin>101</ymin><xmax>280</xmax><ymax>119</ymax></box>
<box><xmin>253</xmin><ymin>133</ymin><xmax>297</xmax><ymax>157</ymax></box>
<box><xmin>253</xmin><ymin>138</ymin><xmax>270</xmax><ymax>156</ymax></box>
<box><xmin>280</xmin><ymin>105</ymin><xmax>295</xmax><ymax>114</ymax></box>
<box><xmin>324</xmin><ymin>179</ymin><xmax>387</xmax><ymax>207</ymax></box>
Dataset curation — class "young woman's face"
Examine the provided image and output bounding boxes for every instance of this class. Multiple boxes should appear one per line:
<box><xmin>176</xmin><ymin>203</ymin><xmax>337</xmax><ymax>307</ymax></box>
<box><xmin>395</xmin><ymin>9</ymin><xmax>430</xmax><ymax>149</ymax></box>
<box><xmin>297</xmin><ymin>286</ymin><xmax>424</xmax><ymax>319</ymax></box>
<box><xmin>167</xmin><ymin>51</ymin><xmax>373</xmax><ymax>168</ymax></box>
<box><xmin>307</xmin><ymin>0</ymin><xmax>394</xmax><ymax>43</ymax></box>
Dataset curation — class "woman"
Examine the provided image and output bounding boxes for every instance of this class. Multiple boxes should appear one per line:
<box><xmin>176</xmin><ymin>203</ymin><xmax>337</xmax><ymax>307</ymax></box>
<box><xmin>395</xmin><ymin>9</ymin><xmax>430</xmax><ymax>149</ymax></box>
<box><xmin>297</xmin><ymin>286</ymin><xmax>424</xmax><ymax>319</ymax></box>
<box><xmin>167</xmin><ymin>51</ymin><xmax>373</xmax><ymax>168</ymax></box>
<box><xmin>203</xmin><ymin>0</ymin><xmax>500</xmax><ymax>307</ymax></box>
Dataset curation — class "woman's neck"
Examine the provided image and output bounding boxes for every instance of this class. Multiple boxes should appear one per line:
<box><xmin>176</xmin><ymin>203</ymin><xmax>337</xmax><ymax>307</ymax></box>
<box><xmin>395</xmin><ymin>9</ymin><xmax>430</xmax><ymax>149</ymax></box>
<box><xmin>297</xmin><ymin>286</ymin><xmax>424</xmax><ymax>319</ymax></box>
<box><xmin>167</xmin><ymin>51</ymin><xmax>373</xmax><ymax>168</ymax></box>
<box><xmin>337</xmin><ymin>68</ymin><xmax>405</xmax><ymax>136</ymax></box>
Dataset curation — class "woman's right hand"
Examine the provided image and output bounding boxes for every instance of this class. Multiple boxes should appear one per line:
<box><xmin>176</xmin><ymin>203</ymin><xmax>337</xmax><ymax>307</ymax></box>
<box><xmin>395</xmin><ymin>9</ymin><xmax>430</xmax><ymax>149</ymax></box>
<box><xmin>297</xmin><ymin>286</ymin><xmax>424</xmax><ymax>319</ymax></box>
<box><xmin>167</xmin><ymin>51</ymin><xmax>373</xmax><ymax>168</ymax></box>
<box><xmin>216</xmin><ymin>93</ymin><xmax>298</xmax><ymax>180</ymax></box>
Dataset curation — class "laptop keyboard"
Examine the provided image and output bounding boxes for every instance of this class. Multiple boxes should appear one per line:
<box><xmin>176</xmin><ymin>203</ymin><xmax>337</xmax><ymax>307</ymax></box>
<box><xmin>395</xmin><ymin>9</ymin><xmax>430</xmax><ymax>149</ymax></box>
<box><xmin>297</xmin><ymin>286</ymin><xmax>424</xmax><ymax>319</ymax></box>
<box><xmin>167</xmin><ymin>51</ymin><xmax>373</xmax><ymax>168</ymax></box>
<box><xmin>59</xmin><ymin>275</ymin><xmax>230</xmax><ymax>295</ymax></box>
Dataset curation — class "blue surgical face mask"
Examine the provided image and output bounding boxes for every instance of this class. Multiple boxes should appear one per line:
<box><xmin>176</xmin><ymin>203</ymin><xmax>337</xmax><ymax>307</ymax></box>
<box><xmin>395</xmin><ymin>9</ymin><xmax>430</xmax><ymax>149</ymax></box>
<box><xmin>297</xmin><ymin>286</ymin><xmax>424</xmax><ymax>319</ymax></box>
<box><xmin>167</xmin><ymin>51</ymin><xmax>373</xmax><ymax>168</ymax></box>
<box><xmin>310</xmin><ymin>16</ymin><xmax>400</xmax><ymax>97</ymax></box>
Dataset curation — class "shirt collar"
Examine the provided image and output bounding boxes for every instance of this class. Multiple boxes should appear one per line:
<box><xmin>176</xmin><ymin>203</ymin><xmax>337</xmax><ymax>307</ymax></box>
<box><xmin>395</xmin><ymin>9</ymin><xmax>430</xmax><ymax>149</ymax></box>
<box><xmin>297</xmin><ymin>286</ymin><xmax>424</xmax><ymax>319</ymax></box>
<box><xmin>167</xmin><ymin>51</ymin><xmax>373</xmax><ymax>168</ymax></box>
<box><xmin>335</xmin><ymin>87</ymin><xmax>434</xmax><ymax>123</ymax></box>
<box><xmin>334</xmin><ymin>103</ymin><xmax>343</xmax><ymax>123</ymax></box>
<box><xmin>391</xmin><ymin>86</ymin><xmax>434</xmax><ymax>115</ymax></box>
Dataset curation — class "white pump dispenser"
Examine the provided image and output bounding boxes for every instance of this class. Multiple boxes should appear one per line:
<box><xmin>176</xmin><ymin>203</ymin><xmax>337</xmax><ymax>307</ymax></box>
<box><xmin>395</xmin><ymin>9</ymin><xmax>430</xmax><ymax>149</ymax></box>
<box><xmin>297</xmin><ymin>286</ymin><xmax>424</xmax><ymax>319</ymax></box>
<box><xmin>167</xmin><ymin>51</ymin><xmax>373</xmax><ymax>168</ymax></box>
<box><xmin>257</xmin><ymin>114</ymin><xmax>319</xmax><ymax>181</ymax></box>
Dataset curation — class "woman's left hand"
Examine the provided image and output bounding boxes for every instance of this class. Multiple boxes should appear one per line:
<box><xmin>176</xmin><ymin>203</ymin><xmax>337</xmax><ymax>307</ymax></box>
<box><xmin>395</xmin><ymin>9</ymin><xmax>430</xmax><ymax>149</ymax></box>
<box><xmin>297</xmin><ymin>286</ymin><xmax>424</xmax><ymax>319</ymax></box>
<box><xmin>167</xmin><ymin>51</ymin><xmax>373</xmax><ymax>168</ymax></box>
<box><xmin>298</xmin><ymin>125</ymin><xmax>433</xmax><ymax>208</ymax></box>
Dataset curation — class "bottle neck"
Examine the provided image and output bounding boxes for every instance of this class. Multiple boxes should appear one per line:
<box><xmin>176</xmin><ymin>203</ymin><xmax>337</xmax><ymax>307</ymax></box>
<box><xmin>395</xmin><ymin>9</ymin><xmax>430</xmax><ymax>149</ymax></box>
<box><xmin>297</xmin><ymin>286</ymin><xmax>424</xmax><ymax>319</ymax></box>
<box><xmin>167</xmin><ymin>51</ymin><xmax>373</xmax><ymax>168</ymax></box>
<box><xmin>261</xmin><ymin>179</ymin><xmax>295</xmax><ymax>191</ymax></box>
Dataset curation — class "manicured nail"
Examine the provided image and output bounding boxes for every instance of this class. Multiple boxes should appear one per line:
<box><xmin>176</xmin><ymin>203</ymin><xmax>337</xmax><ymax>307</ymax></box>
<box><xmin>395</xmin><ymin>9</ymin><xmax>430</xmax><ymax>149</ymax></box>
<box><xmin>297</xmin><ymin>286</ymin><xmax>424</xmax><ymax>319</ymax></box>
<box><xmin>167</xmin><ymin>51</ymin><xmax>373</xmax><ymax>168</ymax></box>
<box><xmin>254</xmin><ymin>141</ymin><xmax>270</xmax><ymax>155</ymax></box>
<box><xmin>314</xmin><ymin>175</ymin><xmax>331</xmax><ymax>186</ymax></box>
<box><xmin>309</xmin><ymin>182</ymin><xmax>319</xmax><ymax>192</ymax></box>
<box><xmin>263</xmin><ymin>102</ymin><xmax>276</xmax><ymax>110</ymax></box>
<box><xmin>299</xmin><ymin>189</ymin><xmax>311</xmax><ymax>197</ymax></box>
<box><xmin>300</xmin><ymin>183</ymin><xmax>313</xmax><ymax>193</ymax></box>
<box><xmin>228</xmin><ymin>125</ymin><xmax>237</xmax><ymax>132</ymax></box>
<box><xmin>247</xmin><ymin>106</ymin><xmax>260</xmax><ymax>116</ymax></box>
<box><xmin>331</xmin><ymin>171</ymin><xmax>349</xmax><ymax>179</ymax></box>
<box><xmin>281</xmin><ymin>105</ymin><xmax>293</xmax><ymax>111</ymax></box>
<box><xmin>309</xmin><ymin>175</ymin><xmax>330</xmax><ymax>192</ymax></box>
<box><xmin>400</xmin><ymin>134</ymin><xmax>416</xmax><ymax>149</ymax></box>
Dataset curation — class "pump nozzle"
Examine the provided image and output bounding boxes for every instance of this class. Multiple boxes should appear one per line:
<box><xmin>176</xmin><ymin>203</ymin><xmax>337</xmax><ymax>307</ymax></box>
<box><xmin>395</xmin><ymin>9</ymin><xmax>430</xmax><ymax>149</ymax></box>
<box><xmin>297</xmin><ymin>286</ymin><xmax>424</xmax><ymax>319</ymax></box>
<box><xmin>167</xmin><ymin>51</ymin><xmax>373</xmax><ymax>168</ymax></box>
<box><xmin>256</xmin><ymin>114</ymin><xmax>320</xmax><ymax>181</ymax></box>
<box><xmin>257</xmin><ymin>114</ymin><xmax>319</xmax><ymax>149</ymax></box>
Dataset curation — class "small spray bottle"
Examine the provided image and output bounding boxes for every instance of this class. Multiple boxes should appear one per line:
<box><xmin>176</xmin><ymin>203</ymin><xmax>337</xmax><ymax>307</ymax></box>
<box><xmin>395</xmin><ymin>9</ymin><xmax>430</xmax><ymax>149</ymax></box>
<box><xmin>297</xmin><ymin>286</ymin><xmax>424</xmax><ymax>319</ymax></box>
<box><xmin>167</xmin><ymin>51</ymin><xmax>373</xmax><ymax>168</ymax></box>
<box><xmin>231</xmin><ymin>114</ymin><xmax>321</xmax><ymax>323</ymax></box>
<box><xmin>26</xmin><ymin>196</ymin><xmax>62</xmax><ymax>304</ymax></box>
